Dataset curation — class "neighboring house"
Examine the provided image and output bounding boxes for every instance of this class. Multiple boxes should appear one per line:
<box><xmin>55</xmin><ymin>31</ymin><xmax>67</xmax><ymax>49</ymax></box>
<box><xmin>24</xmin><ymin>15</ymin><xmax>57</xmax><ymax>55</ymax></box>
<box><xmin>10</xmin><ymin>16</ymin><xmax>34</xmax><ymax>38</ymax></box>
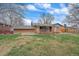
<box><xmin>0</xmin><ymin>22</ymin><xmax>13</xmax><ymax>34</ymax></box>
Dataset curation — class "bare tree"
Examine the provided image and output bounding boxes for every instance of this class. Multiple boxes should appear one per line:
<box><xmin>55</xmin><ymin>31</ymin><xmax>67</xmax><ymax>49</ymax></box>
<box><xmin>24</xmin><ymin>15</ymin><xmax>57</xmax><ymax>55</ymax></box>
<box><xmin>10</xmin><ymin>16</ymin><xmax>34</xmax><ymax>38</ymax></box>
<box><xmin>0</xmin><ymin>3</ymin><xmax>25</xmax><ymax>27</ymax></box>
<box><xmin>64</xmin><ymin>3</ymin><xmax>79</xmax><ymax>28</ymax></box>
<box><xmin>38</xmin><ymin>13</ymin><xmax>54</xmax><ymax>24</ymax></box>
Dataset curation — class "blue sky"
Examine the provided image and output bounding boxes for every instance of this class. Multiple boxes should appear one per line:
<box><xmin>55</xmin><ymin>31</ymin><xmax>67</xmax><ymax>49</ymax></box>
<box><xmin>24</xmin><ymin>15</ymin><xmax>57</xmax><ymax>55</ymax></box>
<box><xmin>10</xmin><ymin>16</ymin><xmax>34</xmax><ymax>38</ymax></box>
<box><xmin>18</xmin><ymin>3</ymin><xmax>69</xmax><ymax>25</ymax></box>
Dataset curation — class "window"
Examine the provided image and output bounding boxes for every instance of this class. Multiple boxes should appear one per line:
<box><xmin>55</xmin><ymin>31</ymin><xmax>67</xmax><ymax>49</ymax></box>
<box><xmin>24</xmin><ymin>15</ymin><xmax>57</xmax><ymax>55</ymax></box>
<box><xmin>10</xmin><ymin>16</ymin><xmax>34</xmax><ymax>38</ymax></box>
<box><xmin>40</xmin><ymin>26</ymin><xmax>51</xmax><ymax>33</ymax></box>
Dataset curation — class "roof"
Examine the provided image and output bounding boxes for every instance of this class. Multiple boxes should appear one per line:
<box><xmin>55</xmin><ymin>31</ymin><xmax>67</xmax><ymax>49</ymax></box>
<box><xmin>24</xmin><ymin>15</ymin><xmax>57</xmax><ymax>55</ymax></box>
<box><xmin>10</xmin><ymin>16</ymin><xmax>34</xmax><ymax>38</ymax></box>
<box><xmin>33</xmin><ymin>23</ymin><xmax>63</xmax><ymax>27</ymax></box>
<box><xmin>14</xmin><ymin>26</ymin><xmax>35</xmax><ymax>29</ymax></box>
<box><xmin>34</xmin><ymin>24</ymin><xmax>53</xmax><ymax>27</ymax></box>
<box><xmin>54</xmin><ymin>23</ymin><xmax>63</xmax><ymax>26</ymax></box>
<box><xmin>0</xmin><ymin>22</ymin><xmax>11</xmax><ymax>26</ymax></box>
<box><xmin>14</xmin><ymin>23</ymin><xmax>63</xmax><ymax>29</ymax></box>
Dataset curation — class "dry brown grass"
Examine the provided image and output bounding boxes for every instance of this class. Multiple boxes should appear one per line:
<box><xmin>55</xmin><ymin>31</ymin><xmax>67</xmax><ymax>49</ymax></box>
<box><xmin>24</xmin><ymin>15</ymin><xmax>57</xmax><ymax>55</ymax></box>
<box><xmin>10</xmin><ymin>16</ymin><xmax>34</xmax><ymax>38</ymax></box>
<box><xmin>0</xmin><ymin>34</ymin><xmax>79</xmax><ymax>56</ymax></box>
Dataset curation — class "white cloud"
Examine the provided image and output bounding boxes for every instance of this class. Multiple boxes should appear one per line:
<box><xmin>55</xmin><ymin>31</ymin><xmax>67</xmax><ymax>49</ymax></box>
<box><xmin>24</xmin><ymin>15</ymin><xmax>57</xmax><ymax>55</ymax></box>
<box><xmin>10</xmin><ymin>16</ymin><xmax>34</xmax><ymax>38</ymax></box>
<box><xmin>20</xmin><ymin>5</ymin><xmax>26</xmax><ymax>10</ymax></box>
<box><xmin>54</xmin><ymin>15</ymin><xmax>66</xmax><ymax>24</ymax></box>
<box><xmin>34</xmin><ymin>3</ymin><xmax>51</xmax><ymax>9</ymax></box>
<box><xmin>61</xmin><ymin>7</ymin><xmax>69</xmax><ymax>15</ymax></box>
<box><xmin>54</xmin><ymin>9</ymin><xmax>60</xmax><ymax>13</ymax></box>
<box><xmin>23</xmin><ymin>18</ymin><xmax>31</xmax><ymax>26</ymax></box>
<box><xmin>34</xmin><ymin>3</ymin><xmax>54</xmax><ymax>14</ymax></box>
<box><xmin>48</xmin><ymin>7</ymin><xmax>69</xmax><ymax>15</ymax></box>
<box><xmin>26</xmin><ymin>4</ymin><xmax>38</xmax><ymax>11</ymax></box>
<box><xmin>60</xmin><ymin>3</ymin><xmax>66</xmax><ymax>8</ymax></box>
<box><xmin>41</xmin><ymin>3</ymin><xmax>51</xmax><ymax>9</ymax></box>
<box><xmin>59</xmin><ymin>4</ymin><xmax>69</xmax><ymax>15</ymax></box>
<box><xmin>48</xmin><ymin>8</ymin><xmax>60</xmax><ymax>14</ymax></box>
<box><xmin>27</xmin><ymin>3</ymin><xmax>69</xmax><ymax>15</ymax></box>
<box><xmin>48</xmin><ymin>10</ymin><xmax>54</xmax><ymax>14</ymax></box>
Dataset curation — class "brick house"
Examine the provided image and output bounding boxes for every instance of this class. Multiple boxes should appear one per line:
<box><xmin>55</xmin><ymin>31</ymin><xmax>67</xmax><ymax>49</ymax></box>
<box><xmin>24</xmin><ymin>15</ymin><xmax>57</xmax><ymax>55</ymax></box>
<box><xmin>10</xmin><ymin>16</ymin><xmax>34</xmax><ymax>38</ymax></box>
<box><xmin>1</xmin><ymin>22</ymin><xmax>78</xmax><ymax>34</ymax></box>
<box><xmin>0</xmin><ymin>22</ymin><xmax>14</xmax><ymax>34</ymax></box>
<box><xmin>14</xmin><ymin>23</ymin><xmax>64</xmax><ymax>34</ymax></box>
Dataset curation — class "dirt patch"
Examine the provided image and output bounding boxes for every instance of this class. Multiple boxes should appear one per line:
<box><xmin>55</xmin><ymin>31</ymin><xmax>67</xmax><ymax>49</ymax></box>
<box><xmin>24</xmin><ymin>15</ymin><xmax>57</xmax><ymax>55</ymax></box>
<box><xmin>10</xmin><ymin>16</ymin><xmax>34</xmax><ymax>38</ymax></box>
<box><xmin>0</xmin><ymin>45</ymin><xmax>13</xmax><ymax>55</ymax></box>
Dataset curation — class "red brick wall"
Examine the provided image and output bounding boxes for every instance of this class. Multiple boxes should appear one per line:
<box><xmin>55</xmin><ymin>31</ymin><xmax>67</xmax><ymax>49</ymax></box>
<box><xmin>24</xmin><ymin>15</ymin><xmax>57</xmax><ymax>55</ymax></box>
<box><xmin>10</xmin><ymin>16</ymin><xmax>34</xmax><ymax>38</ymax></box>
<box><xmin>0</xmin><ymin>24</ymin><xmax>13</xmax><ymax>34</ymax></box>
<box><xmin>14</xmin><ymin>26</ymin><xmax>79</xmax><ymax>34</ymax></box>
<box><xmin>14</xmin><ymin>29</ymin><xmax>36</xmax><ymax>33</ymax></box>
<box><xmin>60</xmin><ymin>26</ymin><xmax>65</xmax><ymax>32</ymax></box>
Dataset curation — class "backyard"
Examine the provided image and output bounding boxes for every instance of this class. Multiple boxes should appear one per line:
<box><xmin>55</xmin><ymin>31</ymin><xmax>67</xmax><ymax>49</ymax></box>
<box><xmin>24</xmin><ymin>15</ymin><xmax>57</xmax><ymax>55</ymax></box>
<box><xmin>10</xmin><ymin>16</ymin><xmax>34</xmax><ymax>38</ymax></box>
<box><xmin>0</xmin><ymin>33</ymin><xmax>79</xmax><ymax>56</ymax></box>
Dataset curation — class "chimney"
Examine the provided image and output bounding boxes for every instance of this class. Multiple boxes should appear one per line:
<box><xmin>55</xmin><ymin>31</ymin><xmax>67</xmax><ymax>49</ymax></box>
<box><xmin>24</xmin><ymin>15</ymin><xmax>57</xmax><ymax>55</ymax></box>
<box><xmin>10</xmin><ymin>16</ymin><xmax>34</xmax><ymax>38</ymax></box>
<box><xmin>64</xmin><ymin>24</ymin><xmax>67</xmax><ymax>32</ymax></box>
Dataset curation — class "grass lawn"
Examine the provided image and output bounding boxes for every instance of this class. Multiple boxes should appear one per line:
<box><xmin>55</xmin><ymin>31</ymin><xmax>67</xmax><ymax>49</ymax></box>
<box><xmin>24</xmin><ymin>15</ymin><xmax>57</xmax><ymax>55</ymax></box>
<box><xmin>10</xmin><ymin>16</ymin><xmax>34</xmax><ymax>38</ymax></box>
<box><xmin>0</xmin><ymin>34</ymin><xmax>19</xmax><ymax>40</ymax></box>
<box><xmin>0</xmin><ymin>33</ymin><xmax>79</xmax><ymax>56</ymax></box>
